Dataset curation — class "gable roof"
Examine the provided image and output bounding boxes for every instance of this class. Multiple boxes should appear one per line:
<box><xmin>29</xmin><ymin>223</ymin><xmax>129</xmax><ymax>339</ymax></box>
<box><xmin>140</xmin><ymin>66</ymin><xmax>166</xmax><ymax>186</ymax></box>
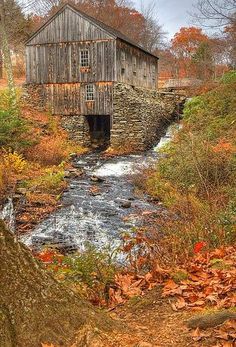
<box><xmin>26</xmin><ymin>3</ymin><xmax>159</xmax><ymax>59</ymax></box>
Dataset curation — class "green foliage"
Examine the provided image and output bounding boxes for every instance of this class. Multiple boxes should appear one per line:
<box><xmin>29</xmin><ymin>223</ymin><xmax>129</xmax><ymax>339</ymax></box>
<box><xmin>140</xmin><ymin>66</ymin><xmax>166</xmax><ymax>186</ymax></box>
<box><xmin>25</xmin><ymin>166</ymin><xmax>66</xmax><ymax>194</ymax></box>
<box><xmin>0</xmin><ymin>89</ymin><xmax>31</xmax><ymax>151</ymax></box>
<box><xmin>44</xmin><ymin>246</ymin><xmax>118</xmax><ymax>304</ymax></box>
<box><xmin>171</xmin><ymin>270</ymin><xmax>189</xmax><ymax>283</ymax></box>
<box><xmin>0</xmin><ymin>110</ymin><xmax>30</xmax><ymax>150</ymax></box>
<box><xmin>144</xmin><ymin>74</ymin><xmax>236</xmax><ymax>254</ymax></box>
<box><xmin>0</xmin><ymin>88</ymin><xmax>22</xmax><ymax>112</ymax></box>
<box><xmin>62</xmin><ymin>246</ymin><xmax>116</xmax><ymax>289</ymax></box>
<box><xmin>192</xmin><ymin>42</ymin><xmax>214</xmax><ymax>80</ymax></box>
<box><xmin>220</xmin><ymin>70</ymin><xmax>236</xmax><ymax>84</ymax></box>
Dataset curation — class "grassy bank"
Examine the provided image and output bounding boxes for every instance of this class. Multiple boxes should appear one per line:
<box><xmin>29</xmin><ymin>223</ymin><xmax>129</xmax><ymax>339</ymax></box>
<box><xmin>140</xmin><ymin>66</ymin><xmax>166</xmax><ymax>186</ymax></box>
<box><xmin>0</xmin><ymin>87</ymin><xmax>87</xmax><ymax>231</ymax></box>
<box><xmin>138</xmin><ymin>71</ymin><xmax>236</xmax><ymax>263</ymax></box>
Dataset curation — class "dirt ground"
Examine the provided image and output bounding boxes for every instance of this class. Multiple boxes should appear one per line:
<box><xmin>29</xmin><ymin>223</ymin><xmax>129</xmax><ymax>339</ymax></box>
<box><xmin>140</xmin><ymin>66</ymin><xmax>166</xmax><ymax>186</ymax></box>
<box><xmin>75</xmin><ymin>286</ymin><xmax>235</xmax><ymax>347</ymax></box>
<box><xmin>109</xmin><ymin>287</ymin><xmax>192</xmax><ymax>347</ymax></box>
<box><xmin>74</xmin><ymin>287</ymin><xmax>207</xmax><ymax>347</ymax></box>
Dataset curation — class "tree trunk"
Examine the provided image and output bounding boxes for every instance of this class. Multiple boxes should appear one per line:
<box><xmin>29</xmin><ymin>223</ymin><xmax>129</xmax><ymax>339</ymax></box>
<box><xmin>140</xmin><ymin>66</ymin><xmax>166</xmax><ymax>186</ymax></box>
<box><xmin>0</xmin><ymin>50</ymin><xmax>3</xmax><ymax>79</ymax></box>
<box><xmin>0</xmin><ymin>220</ymin><xmax>112</xmax><ymax>347</ymax></box>
<box><xmin>0</xmin><ymin>0</ymin><xmax>18</xmax><ymax>112</ymax></box>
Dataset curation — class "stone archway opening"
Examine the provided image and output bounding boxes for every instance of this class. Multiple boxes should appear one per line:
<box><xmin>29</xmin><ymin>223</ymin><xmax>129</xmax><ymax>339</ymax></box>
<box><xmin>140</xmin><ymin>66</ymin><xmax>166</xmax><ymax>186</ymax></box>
<box><xmin>86</xmin><ymin>115</ymin><xmax>111</xmax><ymax>148</ymax></box>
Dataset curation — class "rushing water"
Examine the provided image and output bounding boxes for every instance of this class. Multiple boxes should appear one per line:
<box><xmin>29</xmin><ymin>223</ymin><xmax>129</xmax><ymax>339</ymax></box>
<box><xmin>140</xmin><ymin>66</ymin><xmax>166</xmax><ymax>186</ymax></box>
<box><xmin>0</xmin><ymin>198</ymin><xmax>15</xmax><ymax>232</ymax></box>
<box><xmin>21</xmin><ymin>127</ymin><xmax>175</xmax><ymax>253</ymax></box>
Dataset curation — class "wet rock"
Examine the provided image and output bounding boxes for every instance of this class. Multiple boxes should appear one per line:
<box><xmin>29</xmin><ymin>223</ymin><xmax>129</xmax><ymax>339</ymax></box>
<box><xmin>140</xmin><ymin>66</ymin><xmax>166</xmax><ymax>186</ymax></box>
<box><xmin>120</xmin><ymin>200</ymin><xmax>132</xmax><ymax>208</ymax></box>
<box><xmin>31</xmin><ymin>233</ymin><xmax>78</xmax><ymax>254</ymax></box>
<box><xmin>69</xmin><ymin>153</ymin><xmax>77</xmax><ymax>159</ymax></box>
<box><xmin>16</xmin><ymin>188</ymin><xmax>27</xmax><ymax>195</ymax></box>
<box><xmin>147</xmin><ymin>197</ymin><xmax>160</xmax><ymax>203</ymax></box>
<box><xmin>90</xmin><ymin>191</ymin><xmax>101</xmax><ymax>196</ymax></box>
<box><xmin>12</xmin><ymin>194</ymin><xmax>24</xmax><ymax>201</ymax></box>
<box><xmin>64</xmin><ymin>168</ymin><xmax>83</xmax><ymax>179</ymax></box>
<box><xmin>90</xmin><ymin>175</ymin><xmax>105</xmax><ymax>183</ymax></box>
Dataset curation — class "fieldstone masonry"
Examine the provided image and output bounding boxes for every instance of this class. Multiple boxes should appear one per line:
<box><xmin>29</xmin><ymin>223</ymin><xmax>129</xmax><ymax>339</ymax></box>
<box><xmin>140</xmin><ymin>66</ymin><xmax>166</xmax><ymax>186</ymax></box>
<box><xmin>60</xmin><ymin>115</ymin><xmax>91</xmax><ymax>147</ymax></box>
<box><xmin>24</xmin><ymin>83</ymin><xmax>185</xmax><ymax>151</ymax></box>
<box><xmin>111</xmin><ymin>83</ymin><xmax>184</xmax><ymax>150</ymax></box>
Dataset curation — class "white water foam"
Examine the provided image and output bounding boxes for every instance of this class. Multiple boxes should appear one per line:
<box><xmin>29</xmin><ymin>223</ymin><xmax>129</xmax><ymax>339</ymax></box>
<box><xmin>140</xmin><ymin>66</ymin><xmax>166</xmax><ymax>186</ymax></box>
<box><xmin>0</xmin><ymin>198</ymin><xmax>15</xmax><ymax>232</ymax></box>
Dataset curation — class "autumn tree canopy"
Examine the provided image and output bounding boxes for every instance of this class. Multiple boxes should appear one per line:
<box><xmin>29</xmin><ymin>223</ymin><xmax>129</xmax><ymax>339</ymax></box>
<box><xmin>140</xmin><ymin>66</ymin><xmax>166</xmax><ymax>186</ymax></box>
<box><xmin>170</xmin><ymin>27</ymin><xmax>212</xmax><ymax>79</ymax></box>
<box><xmin>171</xmin><ymin>27</ymin><xmax>209</xmax><ymax>59</ymax></box>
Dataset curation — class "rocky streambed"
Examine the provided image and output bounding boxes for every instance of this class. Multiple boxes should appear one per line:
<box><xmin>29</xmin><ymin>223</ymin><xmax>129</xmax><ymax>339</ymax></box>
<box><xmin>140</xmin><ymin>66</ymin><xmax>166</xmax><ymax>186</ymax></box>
<box><xmin>2</xmin><ymin>127</ymin><xmax>177</xmax><ymax>253</ymax></box>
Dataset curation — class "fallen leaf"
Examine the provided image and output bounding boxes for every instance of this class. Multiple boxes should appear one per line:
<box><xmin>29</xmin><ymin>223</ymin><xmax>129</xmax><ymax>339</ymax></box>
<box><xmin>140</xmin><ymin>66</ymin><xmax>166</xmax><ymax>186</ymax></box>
<box><xmin>175</xmin><ymin>297</ymin><xmax>186</xmax><ymax>310</ymax></box>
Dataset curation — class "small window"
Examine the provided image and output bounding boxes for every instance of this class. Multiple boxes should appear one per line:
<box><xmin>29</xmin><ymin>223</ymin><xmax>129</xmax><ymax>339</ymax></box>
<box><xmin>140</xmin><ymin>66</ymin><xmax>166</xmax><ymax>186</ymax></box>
<box><xmin>80</xmin><ymin>49</ymin><xmax>90</xmax><ymax>67</ymax></box>
<box><xmin>121</xmin><ymin>51</ymin><xmax>126</xmax><ymax>61</ymax></box>
<box><xmin>86</xmin><ymin>84</ymin><xmax>95</xmax><ymax>101</ymax></box>
<box><xmin>152</xmin><ymin>64</ymin><xmax>156</xmax><ymax>80</ymax></box>
<box><xmin>121</xmin><ymin>67</ymin><xmax>125</xmax><ymax>75</ymax></box>
<box><xmin>143</xmin><ymin>61</ymin><xmax>147</xmax><ymax>78</ymax></box>
<box><xmin>133</xmin><ymin>56</ymin><xmax>137</xmax><ymax>75</ymax></box>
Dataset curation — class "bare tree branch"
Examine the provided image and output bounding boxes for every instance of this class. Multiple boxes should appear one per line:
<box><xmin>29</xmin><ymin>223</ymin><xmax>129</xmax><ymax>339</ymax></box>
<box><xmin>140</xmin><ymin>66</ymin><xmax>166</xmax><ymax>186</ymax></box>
<box><xmin>192</xmin><ymin>0</ymin><xmax>236</xmax><ymax>28</ymax></box>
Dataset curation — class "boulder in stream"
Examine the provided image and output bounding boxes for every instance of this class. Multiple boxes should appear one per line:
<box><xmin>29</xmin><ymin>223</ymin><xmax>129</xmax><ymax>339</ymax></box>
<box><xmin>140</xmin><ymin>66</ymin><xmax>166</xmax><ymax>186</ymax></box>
<box><xmin>90</xmin><ymin>175</ymin><xmax>105</xmax><ymax>183</ymax></box>
<box><xmin>120</xmin><ymin>200</ymin><xmax>132</xmax><ymax>209</ymax></box>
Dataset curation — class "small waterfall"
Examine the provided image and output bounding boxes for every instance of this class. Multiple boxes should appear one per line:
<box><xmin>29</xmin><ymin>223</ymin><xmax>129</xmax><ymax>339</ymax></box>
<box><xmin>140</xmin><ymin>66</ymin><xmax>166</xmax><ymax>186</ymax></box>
<box><xmin>0</xmin><ymin>198</ymin><xmax>15</xmax><ymax>232</ymax></box>
<box><xmin>21</xmin><ymin>125</ymin><xmax>179</xmax><ymax>253</ymax></box>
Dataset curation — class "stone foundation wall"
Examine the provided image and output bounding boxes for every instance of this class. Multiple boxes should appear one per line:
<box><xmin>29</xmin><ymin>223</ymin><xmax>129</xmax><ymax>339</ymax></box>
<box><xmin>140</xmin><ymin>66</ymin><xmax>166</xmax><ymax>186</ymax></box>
<box><xmin>23</xmin><ymin>83</ymin><xmax>185</xmax><ymax>151</ymax></box>
<box><xmin>23</xmin><ymin>84</ymin><xmax>91</xmax><ymax>147</ymax></box>
<box><xmin>111</xmin><ymin>83</ymin><xmax>184</xmax><ymax>150</ymax></box>
<box><xmin>60</xmin><ymin>115</ymin><xmax>91</xmax><ymax>147</ymax></box>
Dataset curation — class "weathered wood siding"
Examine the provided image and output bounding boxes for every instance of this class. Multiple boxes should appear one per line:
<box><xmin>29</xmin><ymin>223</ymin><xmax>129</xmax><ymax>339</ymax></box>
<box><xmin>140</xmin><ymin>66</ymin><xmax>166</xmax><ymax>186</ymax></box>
<box><xmin>26</xmin><ymin>41</ymin><xmax>116</xmax><ymax>84</ymax></box>
<box><xmin>116</xmin><ymin>40</ymin><xmax>158</xmax><ymax>90</ymax></box>
<box><xmin>27</xmin><ymin>7</ymin><xmax>114</xmax><ymax>45</ymax></box>
<box><xmin>44</xmin><ymin>82</ymin><xmax>113</xmax><ymax>116</ymax></box>
<box><xmin>26</xmin><ymin>4</ymin><xmax>159</xmax><ymax>121</ymax></box>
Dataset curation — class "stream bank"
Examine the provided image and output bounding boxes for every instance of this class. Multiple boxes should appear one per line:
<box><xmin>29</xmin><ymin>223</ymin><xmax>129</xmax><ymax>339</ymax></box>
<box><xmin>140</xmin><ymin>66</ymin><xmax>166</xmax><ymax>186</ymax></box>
<box><xmin>19</xmin><ymin>126</ymin><xmax>177</xmax><ymax>253</ymax></box>
<box><xmin>1</xmin><ymin>125</ymin><xmax>178</xmax><ymax>253</ymax></box>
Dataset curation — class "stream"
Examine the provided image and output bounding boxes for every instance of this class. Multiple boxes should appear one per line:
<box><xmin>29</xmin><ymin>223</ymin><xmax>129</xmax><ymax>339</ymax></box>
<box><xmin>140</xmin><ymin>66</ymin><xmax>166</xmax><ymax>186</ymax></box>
<box><xmin>7</xmin><ymin>127</ymin><xmax>176</xmax><ymax>253</ymax></box>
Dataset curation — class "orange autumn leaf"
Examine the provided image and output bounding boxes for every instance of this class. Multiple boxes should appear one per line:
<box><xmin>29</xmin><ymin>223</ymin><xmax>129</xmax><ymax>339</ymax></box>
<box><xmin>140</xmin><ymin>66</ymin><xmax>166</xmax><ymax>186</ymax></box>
<box><xmin>175</xmin><ymin>297</ymin><xmax>186</xmax><ymax>310</ymax></box>
<box><xmin>212</xmin><ymin>140</ymin><xmax>234</xmax><ymax>153</ymax></box>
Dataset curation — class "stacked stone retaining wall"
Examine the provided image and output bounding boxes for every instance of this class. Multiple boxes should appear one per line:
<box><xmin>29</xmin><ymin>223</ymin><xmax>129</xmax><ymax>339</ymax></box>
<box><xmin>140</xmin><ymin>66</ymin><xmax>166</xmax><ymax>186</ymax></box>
<box><xmin>111</xmin><ymin>83</ymin><xmax>184</xmax><ymax>150</ymax></box>
<box><xmin>23</xmin><ymin>83</ymin><xmax>185</xmax><ymax>151</ymax></box>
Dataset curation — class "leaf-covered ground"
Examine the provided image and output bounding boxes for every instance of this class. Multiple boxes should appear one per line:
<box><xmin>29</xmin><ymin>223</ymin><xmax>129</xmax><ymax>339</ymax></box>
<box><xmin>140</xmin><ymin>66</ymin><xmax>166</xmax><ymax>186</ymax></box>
<box><xmin>37</xmin><ymin>245</ymin><xmax>235</xmax><ymax>346</ymax></box>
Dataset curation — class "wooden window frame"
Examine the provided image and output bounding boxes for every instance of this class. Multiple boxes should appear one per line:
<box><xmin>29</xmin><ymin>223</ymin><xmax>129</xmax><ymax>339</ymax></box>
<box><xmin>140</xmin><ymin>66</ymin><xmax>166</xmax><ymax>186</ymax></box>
<box><xmin>143</xmin><ymin>61</ymin><xmax>147</xmax><ymax>78</ymax></box>
<box><xmin>152</xmin><ymin>64</ymin><xmax>156</xmax><ymax>81</ymax></box>
<box><xmin>133</xmin><ymin>56</ymin><xmax>137</xmax><ymax>75</ymax></box>
<box><xmin>121</xmin><ymin>51</ymin><xmax>126</xmax><ymax>62</ymax></box>
<box><xmin>80</xmin><ymin>49</ymin><xmax>90</xmax><ymax>68</ymax></box>
<box><xmin>121</xmin><ymin>51</ymin><xmax>126</xmax><ymax>74</ymax></box>
<box><xmin>85</xmin><ymin>84</ymin><xmax>95</xmax><ymax>101</ymax></box>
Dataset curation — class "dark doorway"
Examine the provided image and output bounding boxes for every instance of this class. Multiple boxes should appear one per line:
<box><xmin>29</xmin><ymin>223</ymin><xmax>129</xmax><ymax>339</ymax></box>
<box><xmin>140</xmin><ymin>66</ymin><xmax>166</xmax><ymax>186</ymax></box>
<box><xmin>86</xmin><ymin>115</ymin><xmax>111</xmax><ymax>148</ymax></box>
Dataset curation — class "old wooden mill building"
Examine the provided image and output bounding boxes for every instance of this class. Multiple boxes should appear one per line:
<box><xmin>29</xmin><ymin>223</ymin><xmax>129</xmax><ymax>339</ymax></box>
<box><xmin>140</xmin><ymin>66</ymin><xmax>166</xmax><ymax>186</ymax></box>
<box><xmin>26</xmin><ymin>3</ymin><xmax>178</xmax><ymax>150</ymax></box>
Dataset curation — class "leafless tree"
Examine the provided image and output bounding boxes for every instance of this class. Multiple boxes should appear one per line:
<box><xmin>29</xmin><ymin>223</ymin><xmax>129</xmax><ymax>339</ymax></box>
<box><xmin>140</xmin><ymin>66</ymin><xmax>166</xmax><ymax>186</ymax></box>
<box><xmin>193</xmin><ymin>0</ymin><xmax>236</xmax><ymax>68</ymax></box>
<box><xmin>193</xmin><ymin>0</ymin><xmax>236</xmax><ymax>28</ymax></box>
<box><xmin>139</xmin><ymin>0</ymin><xmax>165</xmax><ymax>52</ymax></box>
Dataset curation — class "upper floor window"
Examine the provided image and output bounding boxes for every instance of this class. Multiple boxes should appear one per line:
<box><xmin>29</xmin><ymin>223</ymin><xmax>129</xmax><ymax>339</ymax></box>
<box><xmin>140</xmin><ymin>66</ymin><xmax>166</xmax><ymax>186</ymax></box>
<box><xmin>80</xmin><ymin>50</ymin><xmax>90</xmax><ymax>67</ymax></box>
<box><xmin>86</xmin><ymin>84</ymin><xmax>95</xmax><ymax>101</ymax></box>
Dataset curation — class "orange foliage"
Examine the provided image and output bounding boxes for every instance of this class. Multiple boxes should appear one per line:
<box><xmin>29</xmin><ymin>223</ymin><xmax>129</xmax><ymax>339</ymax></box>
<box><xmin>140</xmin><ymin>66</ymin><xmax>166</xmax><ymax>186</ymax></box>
<box><xmin>0</xmin><ymin>151</ymin><xmax>28</xmax><ymax>198</ymax></box>
<box><xmin>212</xmin><ymin>139</ymin><xmax>235</xmax><ymax>154</ymax></box>
<box><xmin>26</xmin><ymin>134</ymin><xmax>68</xmax><ymax>166</ymax></box>
<box><xmin>171</xmin><ymin>27</ymin><xmax>209</xmax><ymax>56</ymax></box>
